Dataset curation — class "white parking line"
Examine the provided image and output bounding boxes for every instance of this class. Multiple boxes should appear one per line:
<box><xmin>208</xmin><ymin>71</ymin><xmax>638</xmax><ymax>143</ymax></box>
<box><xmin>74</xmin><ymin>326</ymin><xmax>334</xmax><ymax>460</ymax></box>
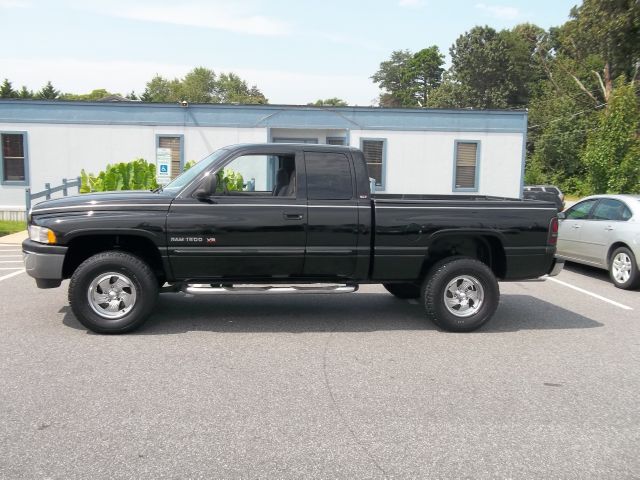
<box><xmin>0</xmin><ymin>267</ymin><xmax>22</xmax><ymax>270</ymax></box>
<box><xmin>0</xmin><ymin>255</ymin><xmax>21</xmax><ymax>258</ymax></box>
<box><xmin>0</xmin><ymin>269</ymin><xmax>25</xmax><ymax>281</ymax></box>
<box><xmin>547</xmin><ymin>277</ymin><xmax>633</xmax><ymax>311</ymax></box>
<box><xmin>0</xmin><ymin>260</ymin><xmax>23</xmax><ymax>263</ymax></box>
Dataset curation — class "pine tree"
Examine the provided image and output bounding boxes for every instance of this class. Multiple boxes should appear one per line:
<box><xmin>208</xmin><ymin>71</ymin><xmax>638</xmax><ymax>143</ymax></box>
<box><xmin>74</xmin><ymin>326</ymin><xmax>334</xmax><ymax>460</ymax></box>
<box><xmin>18</xmin><ymin>86</ymin><xmax>33</xmax><ymax>99</ymax></box>
<box><xmin>0</xmin><ymin>78</ymin><xmax>18</xmax><ymax>98</ymax></box>
<box><xmin>36</xmin><ymin>81</ymin><xmax>60</xmax><ymax>100</ymax></box>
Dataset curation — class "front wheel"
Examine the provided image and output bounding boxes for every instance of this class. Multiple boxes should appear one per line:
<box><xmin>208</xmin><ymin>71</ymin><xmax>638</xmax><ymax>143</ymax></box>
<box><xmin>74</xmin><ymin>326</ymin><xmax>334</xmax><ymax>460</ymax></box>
<box><xmin>422</xmin><ymin>257</ymin><xmax>499</xmax><ymax>332</ymax></box>
<box><xmin>68</xmin><ymin>251</ymin><xmax>158</xmax><ymax>334</ymax></box>
<box><xmin>609</xmin><ymin>247</ymin><xmax>640</xmax><ymax>290</ymax></box>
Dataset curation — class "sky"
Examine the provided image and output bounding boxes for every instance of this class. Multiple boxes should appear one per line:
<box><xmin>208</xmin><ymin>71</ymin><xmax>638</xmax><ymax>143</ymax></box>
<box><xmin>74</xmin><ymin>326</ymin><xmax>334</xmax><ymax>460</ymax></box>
<box><xmin>0</xmin><ymin>0</ymin><xmax>580</xmax><ymax>105</ymax></box>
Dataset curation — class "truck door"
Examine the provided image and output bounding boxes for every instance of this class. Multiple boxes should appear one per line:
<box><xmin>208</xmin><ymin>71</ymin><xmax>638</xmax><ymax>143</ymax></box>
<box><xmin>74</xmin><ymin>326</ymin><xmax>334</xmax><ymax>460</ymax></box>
<box><xmin>303</xmin><ymin>150</ymin><xmax>359</xmax><ymax>278</ymax></box>
<box><xmin>166</xmin><ymin>149</ymin><xmax>307</xmax><ymax>279</ymax></box>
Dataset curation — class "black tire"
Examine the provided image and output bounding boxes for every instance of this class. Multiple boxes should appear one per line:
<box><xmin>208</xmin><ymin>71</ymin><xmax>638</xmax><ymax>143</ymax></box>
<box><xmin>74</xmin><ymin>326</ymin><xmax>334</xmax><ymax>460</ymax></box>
<box><xmin>68</xmin><ymin>251</ymin><xmax>158</xmax><ymax>334</ymax></box>
<box><xmin>422</xmin><ymin>257</ymin><xmax>499</xmax><ymax>332</ymax></box>
<box><xmin>383</xmin><ymin>282</ymin><xmax>421</xmax><ymax>299</ymax></box>
<box><xmin>609</xmin><ymin>246</ymin><xmax>640</xmax><ymax>290</ymax></box>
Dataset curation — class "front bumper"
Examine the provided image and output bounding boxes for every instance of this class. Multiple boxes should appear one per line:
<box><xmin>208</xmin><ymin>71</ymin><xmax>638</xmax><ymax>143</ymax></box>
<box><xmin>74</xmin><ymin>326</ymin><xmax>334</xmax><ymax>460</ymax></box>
<box><xmin>22</xmin><ymin>239</ymin><xmax>68</xmax><ymax>288</ymax></box>
<box><xmin>547</xmin><ymin>256</ymin><xmax>565</xmax><ymax>277</ymax></box>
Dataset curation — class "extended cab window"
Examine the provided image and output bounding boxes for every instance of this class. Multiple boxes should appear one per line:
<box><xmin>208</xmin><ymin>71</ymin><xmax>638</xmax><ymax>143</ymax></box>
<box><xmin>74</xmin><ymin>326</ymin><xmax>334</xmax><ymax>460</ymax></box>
<box><xmin>306</xmin><ymin>152</ymin><xmax>353</xmax><ymax>200</ymax></box>
<box><xmin>566</xmin><ymin>199</ymin><xmax>597</xmax><ymax>219</ymax></box>
<box><xmin>221</xmin><ymin>154</ymin><xmax>296</xmax><ymax>197</ymax></box>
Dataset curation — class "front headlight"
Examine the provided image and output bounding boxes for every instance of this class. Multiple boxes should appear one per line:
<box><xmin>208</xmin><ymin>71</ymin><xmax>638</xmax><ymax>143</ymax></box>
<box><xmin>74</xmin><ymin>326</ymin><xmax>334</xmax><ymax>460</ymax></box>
<box><xmin>28</xmin><ymin>225</ymin><xmax>57</xmax><ymax>244</ymax></box>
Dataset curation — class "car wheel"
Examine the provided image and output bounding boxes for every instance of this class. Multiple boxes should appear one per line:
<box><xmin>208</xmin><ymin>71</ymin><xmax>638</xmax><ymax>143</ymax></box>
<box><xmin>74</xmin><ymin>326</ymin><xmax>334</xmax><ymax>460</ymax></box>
<box><xmin>422</xmin><ymin>257</ymin><xmax>500</xmax><ymax>332</ymax></box>
<box><xmin>68</xmin><ymin>251</ymin><xmax>158</xmax><ymax>334</ymax></box>
<box><xmin>383</xmin><ymin>282</ymin><xmax>421</xmax><ymax>299</ymax></box>
<box><xmin>609</xmin><ymin>247</ymin><xmax>640</xmax><ymax>290</ymax></box>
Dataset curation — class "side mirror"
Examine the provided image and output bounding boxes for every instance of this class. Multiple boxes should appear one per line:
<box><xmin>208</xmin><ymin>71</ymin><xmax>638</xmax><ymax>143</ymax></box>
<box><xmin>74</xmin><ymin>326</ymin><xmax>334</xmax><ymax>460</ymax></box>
<box><xmin>557</xmin><ymin>211</ymin><xmax>566</xmax><ymax>220</ymax></box>
<box><xmin>194</xmin><ymin>174</ymin><xmax>217</xmax><ymax>201</ymax></box>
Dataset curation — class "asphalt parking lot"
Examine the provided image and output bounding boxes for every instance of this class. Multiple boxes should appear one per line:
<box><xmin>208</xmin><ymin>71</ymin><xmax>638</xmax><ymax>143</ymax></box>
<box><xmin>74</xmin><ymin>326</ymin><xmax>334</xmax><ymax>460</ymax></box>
<box><xmin>1</xmin><ymin>242</ymin><xmax>639</xmax><ymax>479</ymax></box>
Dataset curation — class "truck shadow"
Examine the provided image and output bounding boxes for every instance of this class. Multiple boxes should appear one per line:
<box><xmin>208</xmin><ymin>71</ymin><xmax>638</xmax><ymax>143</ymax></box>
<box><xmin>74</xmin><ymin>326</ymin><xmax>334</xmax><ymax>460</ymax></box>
<box><xmin>62</xmin><ymin>292</ymin><xmax>602</xmax><ymax>334</ymax></box>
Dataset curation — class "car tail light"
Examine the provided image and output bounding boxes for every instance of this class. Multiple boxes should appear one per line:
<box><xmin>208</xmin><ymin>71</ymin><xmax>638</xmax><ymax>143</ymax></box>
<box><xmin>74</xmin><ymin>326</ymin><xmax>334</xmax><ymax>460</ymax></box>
<box><xmin>548</xmin><ymin>217</ymin><xmax>558</xmax><ymax>245</ymax></box>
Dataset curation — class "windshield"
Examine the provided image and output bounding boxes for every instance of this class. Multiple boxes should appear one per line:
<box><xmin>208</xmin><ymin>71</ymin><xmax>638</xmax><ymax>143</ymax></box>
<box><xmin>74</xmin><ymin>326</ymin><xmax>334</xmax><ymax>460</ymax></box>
<box><xmin>162</xmin><ymin>148</ymin><xmax>228</xmax><ymax>193</ymax></box>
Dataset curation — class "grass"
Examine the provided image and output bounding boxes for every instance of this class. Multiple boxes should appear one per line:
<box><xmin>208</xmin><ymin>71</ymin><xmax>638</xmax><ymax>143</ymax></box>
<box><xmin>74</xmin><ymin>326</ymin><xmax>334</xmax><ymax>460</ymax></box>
<box><xmin>0</xmin><ymin>220</ymin><xmax>26</xmax><ymax>237</ymax></box>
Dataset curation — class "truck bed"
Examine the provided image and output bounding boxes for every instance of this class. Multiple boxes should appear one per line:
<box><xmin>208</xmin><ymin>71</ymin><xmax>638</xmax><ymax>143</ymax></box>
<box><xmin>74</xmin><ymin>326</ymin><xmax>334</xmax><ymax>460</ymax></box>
<box><xmin>371</xmin><ymin>194</ymin><xmax>558</xmax><ymax>281</ymax></box>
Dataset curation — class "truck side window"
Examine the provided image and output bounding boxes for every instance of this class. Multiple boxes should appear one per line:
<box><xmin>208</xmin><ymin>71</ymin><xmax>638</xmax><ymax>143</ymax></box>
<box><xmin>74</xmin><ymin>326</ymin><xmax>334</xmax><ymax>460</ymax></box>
<box><xmin>221</xmin><ymin>154</ymin><xmax>295</xmax><ymax>196</ymax></box>
<box><xmin>306</xmin><ymin>152</ymin><xmax>353</xmax><ymax>200</ymax></box>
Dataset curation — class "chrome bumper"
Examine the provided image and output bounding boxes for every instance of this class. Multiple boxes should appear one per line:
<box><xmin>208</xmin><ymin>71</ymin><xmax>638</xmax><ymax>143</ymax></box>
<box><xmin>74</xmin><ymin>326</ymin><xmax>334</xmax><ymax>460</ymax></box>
<box><xmin>22</xmin><ymin>241</ymin><xmax>68</xmax><ymax>288</ymax></box>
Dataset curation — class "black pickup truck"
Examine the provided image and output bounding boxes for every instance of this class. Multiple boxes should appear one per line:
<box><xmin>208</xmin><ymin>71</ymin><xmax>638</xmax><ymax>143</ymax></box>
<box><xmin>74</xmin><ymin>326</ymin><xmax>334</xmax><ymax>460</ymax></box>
<box><xmin>23</xmin><ymin>143</ymin><xmax>563</xmax><ymax>334</ymax></box>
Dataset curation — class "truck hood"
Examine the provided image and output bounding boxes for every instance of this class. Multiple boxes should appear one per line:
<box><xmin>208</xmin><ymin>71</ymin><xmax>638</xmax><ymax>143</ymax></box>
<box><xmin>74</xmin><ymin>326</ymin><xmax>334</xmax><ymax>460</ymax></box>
<box><xmin>30</xmin><ymin>190</ymin><xmax>174</xmax><ymax>215</ymax></box>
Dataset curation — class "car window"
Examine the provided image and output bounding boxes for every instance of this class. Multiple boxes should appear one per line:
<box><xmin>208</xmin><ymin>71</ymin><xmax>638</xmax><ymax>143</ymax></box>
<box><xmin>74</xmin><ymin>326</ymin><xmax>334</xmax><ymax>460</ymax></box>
<box><xmin>529</xmin><ymin>187</ymin><xmax>543</xmax><ymax>191</ymax></box>
<box><xmin>219</xmin><ymin>154</ymin><xmax>296</xmax><ymax>197</ymax></box>
<box><xmin>592</xmin><ymin>199</ymin><xmax>632</xmax><ymax>221</ymax></box>
<box><xmin>305</xmin><ymin>152</ymin><xmax>353</xmax><ymax>200</ymax></box>
<box><xmin>545</xmin><ymin>187</ymin><xmax>560</xmax><ymax>194</ymax></box>
<box><xmin>565</xmin><ymin>199</ymin><xmax>597</xmax><ymax>219</ymax></box>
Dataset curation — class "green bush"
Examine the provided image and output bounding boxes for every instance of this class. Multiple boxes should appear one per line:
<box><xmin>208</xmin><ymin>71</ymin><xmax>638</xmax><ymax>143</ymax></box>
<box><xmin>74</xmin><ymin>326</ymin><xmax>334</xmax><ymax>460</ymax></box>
<box><xmin>183</xmin><ymin>160</ymin><xmax>197</xmax><ymax>171</ymax></box>
<box><xmin>80</xmin><ymin>158</ymin><xmax>159</xmax><ymax>193</ymax></box>
<box><xmin>215</xmin><ymin>168</ymin><xmax>244</xmax><ymax>192</ymax></box>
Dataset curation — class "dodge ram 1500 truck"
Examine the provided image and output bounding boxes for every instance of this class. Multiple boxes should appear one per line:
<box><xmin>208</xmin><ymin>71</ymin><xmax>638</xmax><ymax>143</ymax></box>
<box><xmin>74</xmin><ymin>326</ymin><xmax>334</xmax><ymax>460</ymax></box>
<box><xmin>23</xmin><ymin>143</ymin><xmax>563</xmax><ymax>334</ymax></box>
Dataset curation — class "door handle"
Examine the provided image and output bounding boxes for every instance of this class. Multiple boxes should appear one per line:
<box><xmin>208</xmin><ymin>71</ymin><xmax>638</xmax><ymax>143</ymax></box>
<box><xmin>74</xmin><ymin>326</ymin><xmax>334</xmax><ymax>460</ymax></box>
<box><xmin>283</xmin><ymin>213</ymin><xmax>303</xmax><ymax>220</ymax></box>
<box><xmin>572</xmin><ymin>224</ymin><xmax>581</xmax><ymax>229</ymax></box>
<box><xmin>605</xmin><ymin>225</ymin><xmax>614</xmax><ymax>231</ymax></box>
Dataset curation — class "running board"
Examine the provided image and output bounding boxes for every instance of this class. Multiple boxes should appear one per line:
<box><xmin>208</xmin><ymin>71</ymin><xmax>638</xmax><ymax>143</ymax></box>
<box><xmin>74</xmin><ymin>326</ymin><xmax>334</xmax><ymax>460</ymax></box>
<box><xmin>182</xmin><ymin>284</ymin><xmax>359</xmax><ymax>295</ymax></box>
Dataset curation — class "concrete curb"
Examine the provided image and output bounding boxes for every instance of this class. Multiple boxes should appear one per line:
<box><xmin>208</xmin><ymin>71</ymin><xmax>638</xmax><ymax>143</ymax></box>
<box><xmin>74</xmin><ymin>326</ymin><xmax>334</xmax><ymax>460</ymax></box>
<box><xmin>0</xmin><ymin>230</ymin><xmax>28</xmax><ymax>244</ymax></box>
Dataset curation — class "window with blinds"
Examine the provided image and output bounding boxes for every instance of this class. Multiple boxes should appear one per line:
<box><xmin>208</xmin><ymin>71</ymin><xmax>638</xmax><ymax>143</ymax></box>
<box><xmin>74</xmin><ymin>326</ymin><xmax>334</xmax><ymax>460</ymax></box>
<box><xmin>1</xmin><ymin>133</ymin><xmax>26</xmax><ymax>183</ymax></box>
<box><xmin>454</xmin><ymin>142</ymin><xmax>478</xmax><ymax>190</ymax></box>
<box><xmin>158</xmin><ymin>136</ymin><xmax>182</xmax><ymax>180</ymax></box>
<box><xmin>362</xmin><ymin>139</ymin><xmax>384</xmax><ymax>187</ymax></box>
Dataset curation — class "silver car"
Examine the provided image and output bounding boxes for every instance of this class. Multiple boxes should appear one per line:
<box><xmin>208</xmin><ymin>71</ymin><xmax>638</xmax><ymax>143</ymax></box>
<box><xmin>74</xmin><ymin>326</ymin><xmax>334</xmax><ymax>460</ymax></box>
<box><xmin>557</xmin><ymin>194</ymin><xmax>640</xmax><ymax>289</ymax></box>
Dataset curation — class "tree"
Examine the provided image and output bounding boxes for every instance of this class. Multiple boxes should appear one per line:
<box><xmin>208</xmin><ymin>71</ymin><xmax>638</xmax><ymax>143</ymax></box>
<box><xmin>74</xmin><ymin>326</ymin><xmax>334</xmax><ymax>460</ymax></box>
<box><xmin>582</xmin><ymin>79</ymin><xmax>640</xmax><ymax>194</ymax></box>
<box><xmin>141</xmin><ymin>75</ymin><xmax>180</xmax><ymax>103</ymax></box>
<box><xmin>308</xmin><ymin>98</ymin><xmax>348</xmax><ymax>107</ymax></box>
<box><xmin>405</xmin><ymin>46</ymin><xmax>445</xmax><ymax>106</ymax></box>
<box><xmin>17</xmin><ymin>86</ymin><xmax>33</xmax><ymax>99</ymax></box>
<box><xmin>125</xmin><ymin>91</ymin><xmax>138</xmax><ymax>100</ymax></box>
<box><xmin>60</xmin><ymin>89</ymin><xmax>118</xmax><ymax>101</ymax></box>
<box><xmin>0</xmin><ymin>78</ymin><xmax>18</xmax><ymax>98</ymax></box>
<box><xmin>36</xmin><ymin>81</ymin><xmax>60</xmax><ymax>100</ymax></box>
<box><xmin>181</xmin><ymin>67</ymin><xmax>217</xmax><ymax>103</ymax></box>
<box><xmin>553</xmin><ymin>0</ymin><xmax>640</xmax><ymax>103</ymax></box>
<box><xmin>215</xmin><ymin>72</ymin><xmax>267</xmax><ymax>104</ymax></box>
<box><xmin>371</xmin><ymin>49</ymin><xmax>415</xmax><ymax>107</ymax></box>
<box><xmin>427</xmin><ymin>24</ymin><xmax>545</xmax><ymax>109</ymax></box>
<box><xmin>140</xmin><ymin>68</ymin><xmax>267</xmax><ymax>104</ymax></box>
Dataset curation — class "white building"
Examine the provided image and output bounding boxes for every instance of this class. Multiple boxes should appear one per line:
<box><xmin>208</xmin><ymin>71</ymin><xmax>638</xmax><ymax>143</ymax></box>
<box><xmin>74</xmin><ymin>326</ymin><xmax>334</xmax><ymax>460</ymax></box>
<box><xmin>0</xmin><ymin>100</ymin><xmax>527</xmax><ymax>219</ymax></box>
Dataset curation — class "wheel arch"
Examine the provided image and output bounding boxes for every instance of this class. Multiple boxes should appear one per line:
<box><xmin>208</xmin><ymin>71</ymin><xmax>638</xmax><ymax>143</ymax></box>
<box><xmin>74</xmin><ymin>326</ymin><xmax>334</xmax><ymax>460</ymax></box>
<box><xmin>418</xmin><ymin>230</ymin><xmax>507</xmax><ymax>282</ymax></box>
<box><xmin>62</xmin><ymin>233</ymin><xmax>168</xmax><ymax>282</ymax></box>
<box><xmin>607</xmin><ymin>241</ymin><xmax>633</xmax><ymax>265</ymax></box>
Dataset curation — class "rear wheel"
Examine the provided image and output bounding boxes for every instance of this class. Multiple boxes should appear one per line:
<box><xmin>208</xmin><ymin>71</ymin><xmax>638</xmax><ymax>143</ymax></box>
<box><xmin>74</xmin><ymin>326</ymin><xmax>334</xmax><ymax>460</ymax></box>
<box><xmin>68</xmin><ymin>251</ymin><xmax>158</xmax><ymax>334</ymax></box>
<box><xmin>422</xmin><ymin>257</ymin><xmax>499</xmax><ymax>332</ymax></box>
<box><xmin>383</xmin><ymin>282</ymin><xmax>421</xmax><ymax>299</ymax></box>
<box><xmin>609</xmin><ymin>247</ymin><xmax>640</xmax><ymax>290</ymax></box>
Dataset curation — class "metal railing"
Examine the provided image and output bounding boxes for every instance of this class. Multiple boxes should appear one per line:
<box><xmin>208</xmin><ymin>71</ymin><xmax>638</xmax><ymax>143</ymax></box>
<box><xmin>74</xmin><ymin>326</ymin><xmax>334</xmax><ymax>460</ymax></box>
<box><xmin>25</xmin><ymin>177</ymin><xmax>82</xmax><ymax>213</ymax></box>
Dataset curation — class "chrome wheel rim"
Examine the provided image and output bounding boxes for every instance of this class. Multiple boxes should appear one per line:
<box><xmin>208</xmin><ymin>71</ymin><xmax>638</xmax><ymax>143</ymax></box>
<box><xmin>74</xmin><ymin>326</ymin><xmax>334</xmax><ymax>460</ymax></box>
<box><xmin>443</xmin><ymin>275</ymin><xmax>484</xmax><ymax>318</ymax></box>
<box><xmin>612</xmin><ymin>253</ymin><xmax>632</xmax><ymax>284</ymax></box>
<box><xmin>87</xmin><ymin>272</ymin><xmax>137</xmax><ymax>319</ymax></box>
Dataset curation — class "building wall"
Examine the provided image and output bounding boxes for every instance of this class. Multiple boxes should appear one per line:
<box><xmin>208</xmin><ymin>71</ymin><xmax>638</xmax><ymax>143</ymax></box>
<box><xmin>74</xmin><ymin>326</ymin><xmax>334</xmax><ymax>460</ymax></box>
<box><xmin>349</xmin><ymin>129</ymin><xmax>524</xmax><ymax>198</ymax></box>
<box><xmin>0</xmin><ymin>123</ymin><xmax>267</xmax><ymax>208</ymax></box>
<box><xmin>0</xmin><ymin>101</ymin><xmax>527</xmax><ymax>211</ymax></box>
